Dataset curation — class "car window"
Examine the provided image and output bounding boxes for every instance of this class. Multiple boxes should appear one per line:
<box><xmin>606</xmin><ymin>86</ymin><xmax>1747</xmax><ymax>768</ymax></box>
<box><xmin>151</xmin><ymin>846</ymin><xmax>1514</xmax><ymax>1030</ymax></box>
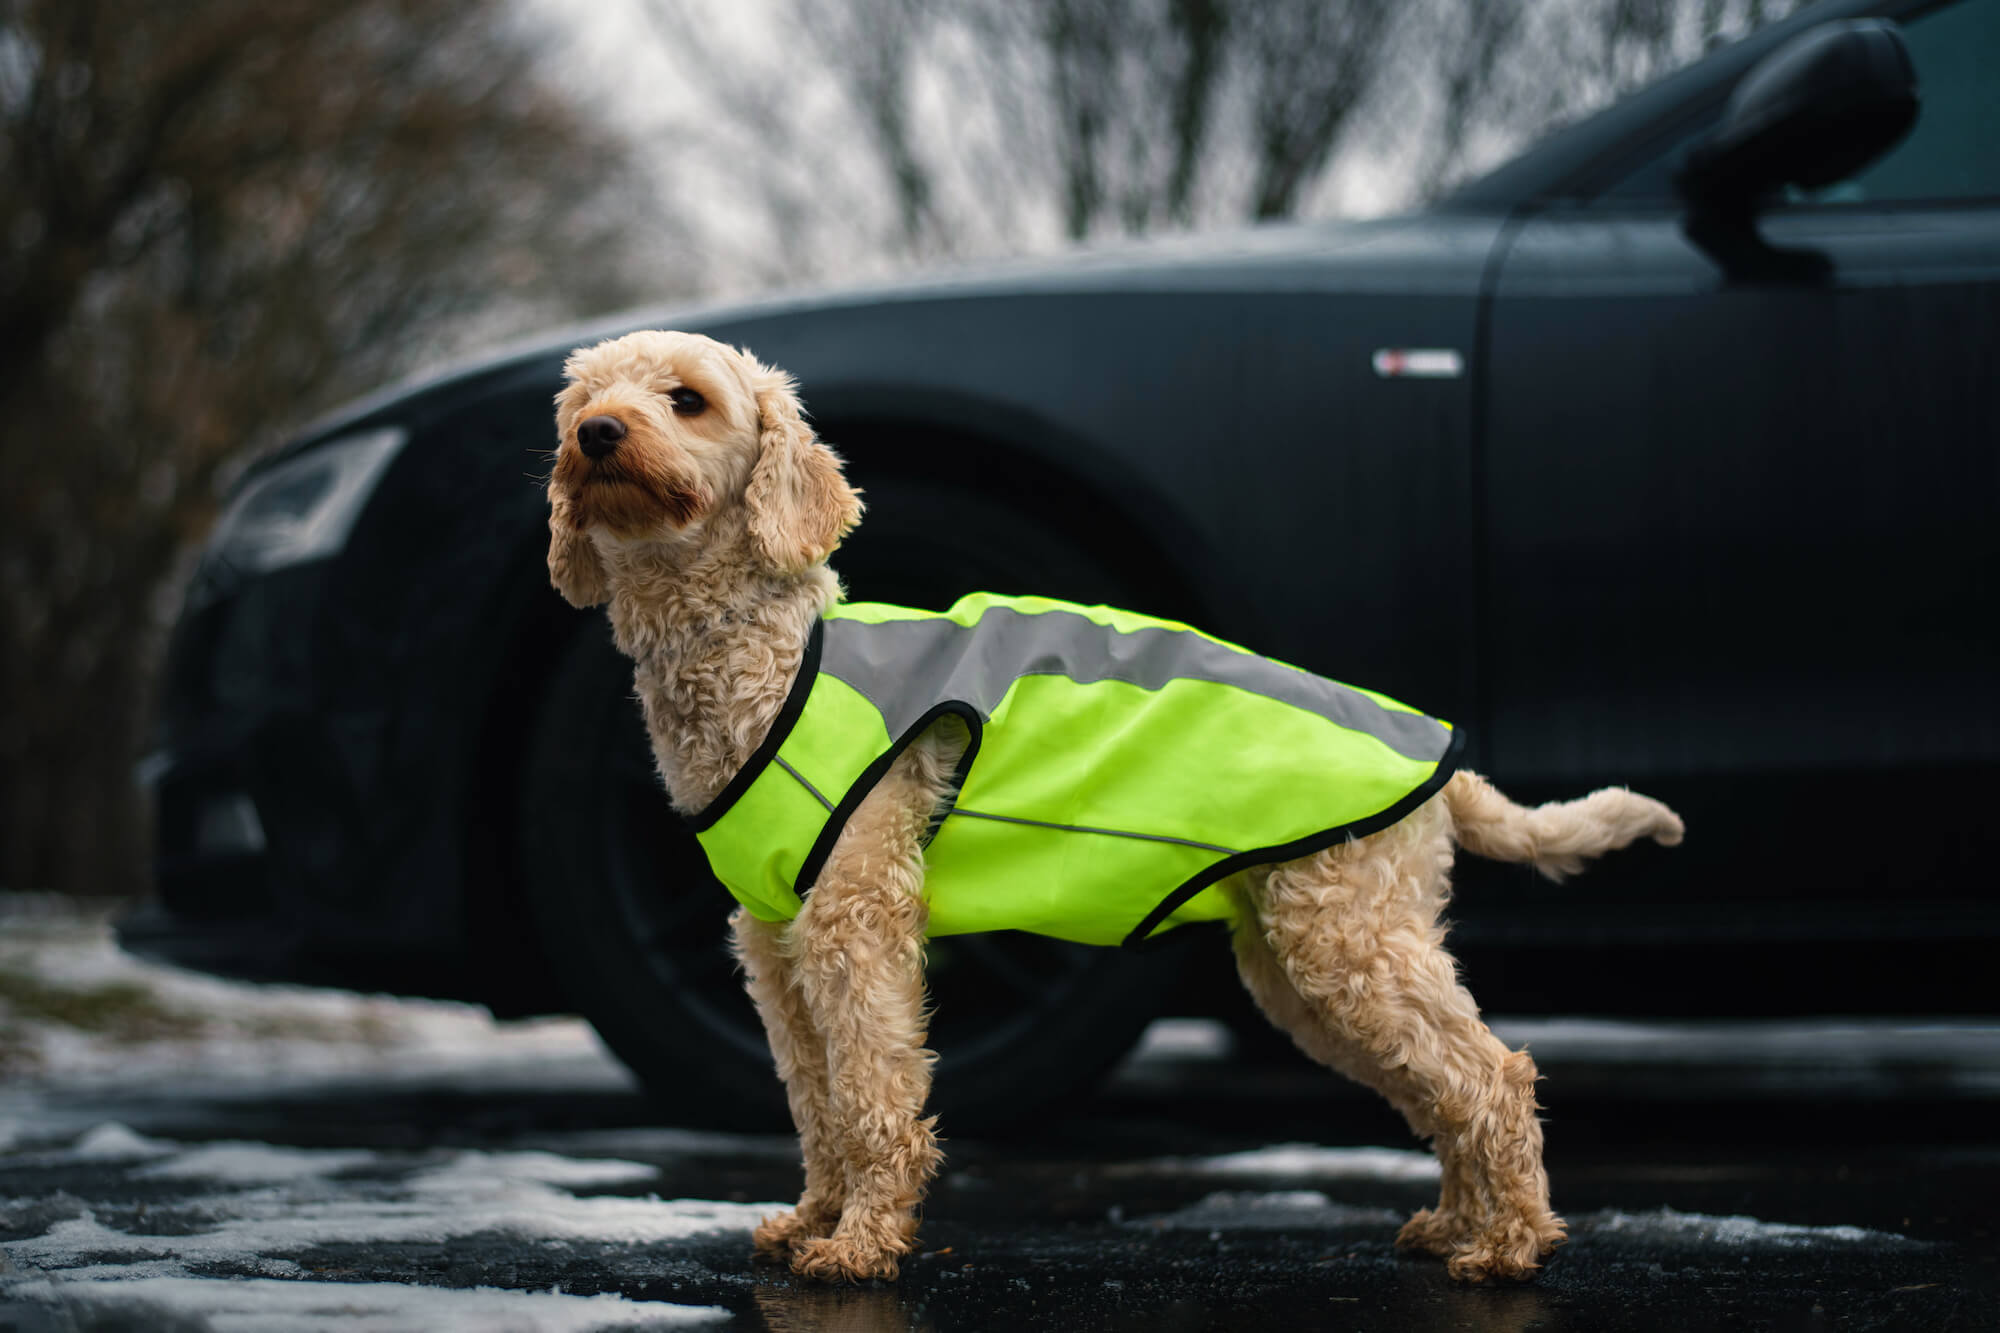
<box><xmin>1594</xmin><ymin>0</ymin><xmax>1998</xmax><ymax>205</ymax></box>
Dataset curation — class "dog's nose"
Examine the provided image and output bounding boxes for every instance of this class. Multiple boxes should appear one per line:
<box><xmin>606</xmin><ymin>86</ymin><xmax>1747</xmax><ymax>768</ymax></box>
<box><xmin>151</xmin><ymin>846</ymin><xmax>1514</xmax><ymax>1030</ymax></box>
<box><xmin>576</xmin><ymin>415</ymin><xmax>627</xmax><ymax>459</ymax></box>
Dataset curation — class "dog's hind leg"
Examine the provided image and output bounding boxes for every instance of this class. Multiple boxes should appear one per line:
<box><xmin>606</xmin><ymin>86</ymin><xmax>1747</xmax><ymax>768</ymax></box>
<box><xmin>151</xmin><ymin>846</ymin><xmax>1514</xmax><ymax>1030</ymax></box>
<box><xmin>732</xmin><ymin>909</ymin><xmax>845</xmax><ymax>1259</ymax></box>
<box><xmin>1230</xmin><ymin>902</ymin><xmax>1480</xmax><ymax>1255</ymax></box>
<box><xmin>786</xmin><ymin>747</ymin><xmax>949</xmax><ymax>1284</ymax></box>
<box><xmin>1242</xmin><ymin>808</ymin><xmax>1566</xmax><ymax>1282</ymax></box>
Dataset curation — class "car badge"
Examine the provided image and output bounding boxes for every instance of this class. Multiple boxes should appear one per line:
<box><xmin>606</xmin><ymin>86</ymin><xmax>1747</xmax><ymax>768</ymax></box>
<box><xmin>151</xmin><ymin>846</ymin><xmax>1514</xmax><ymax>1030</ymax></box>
<box><xmin>1372</xmin><ymin>348</ymin><xmax>1464</xmax><ymax>379</ymax></box>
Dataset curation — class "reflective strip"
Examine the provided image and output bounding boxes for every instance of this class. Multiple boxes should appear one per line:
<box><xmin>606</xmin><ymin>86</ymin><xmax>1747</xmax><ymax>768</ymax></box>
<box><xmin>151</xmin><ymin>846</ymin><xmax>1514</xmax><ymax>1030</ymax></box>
<box><xmin>774</xmin><ymin>755</ymin><xmax>834</xmax><ymax>812</ymax></box>
<box><xmin>823</xmin><ymin>605</ymin><xmax>1451</xmax><ymax>763</ymax></box>
<box><xmin>948</xmin><ymin>807</ymin><xmax>1240</xmax><ymax>855</ymax></box>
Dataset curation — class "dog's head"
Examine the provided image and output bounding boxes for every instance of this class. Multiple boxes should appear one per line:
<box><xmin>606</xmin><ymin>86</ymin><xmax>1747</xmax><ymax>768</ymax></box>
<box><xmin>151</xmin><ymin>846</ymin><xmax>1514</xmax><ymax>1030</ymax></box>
<box><xmin>545</xmin><ymin>330</ymin><xmax>862</xmax><ymax>607</ymax></box>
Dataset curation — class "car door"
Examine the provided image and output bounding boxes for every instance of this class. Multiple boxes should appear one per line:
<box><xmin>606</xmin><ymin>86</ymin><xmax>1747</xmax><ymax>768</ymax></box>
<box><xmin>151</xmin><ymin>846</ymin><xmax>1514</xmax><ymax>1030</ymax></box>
<box><xmin>1476</xmin><ymin>0</ymin><xmax>2000</xmax><ymax>950</ymax></box>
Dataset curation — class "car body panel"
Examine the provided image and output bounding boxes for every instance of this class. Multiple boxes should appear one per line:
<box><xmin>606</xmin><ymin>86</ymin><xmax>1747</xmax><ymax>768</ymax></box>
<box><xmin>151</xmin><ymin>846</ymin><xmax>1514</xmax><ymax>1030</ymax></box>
<box><xmin>1486</xmin><ymin>202</ymin><xmax>2000</xmax><ymax>786</ymax></box>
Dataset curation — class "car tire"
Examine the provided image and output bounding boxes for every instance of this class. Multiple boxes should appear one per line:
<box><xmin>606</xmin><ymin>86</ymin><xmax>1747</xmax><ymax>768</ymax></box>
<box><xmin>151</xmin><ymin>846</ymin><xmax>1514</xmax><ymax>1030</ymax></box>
<box><xmin>516</xmin><ymin>483</ymin><xmax>1199</xmax><ymax>1132</ymax></box>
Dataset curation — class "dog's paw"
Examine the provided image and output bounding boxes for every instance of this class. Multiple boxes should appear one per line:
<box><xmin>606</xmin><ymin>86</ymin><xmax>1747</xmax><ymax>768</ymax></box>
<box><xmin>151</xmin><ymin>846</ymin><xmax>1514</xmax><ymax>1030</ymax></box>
<box><xmin>1650</xmin><ymin>804</ymin><xmax>1686</xmax><ymax>847</ymax></box>
<box><xmin>790</xmin><ymin>1234</ymin><xmax>904</xmax><ymax>1284</ymax></box>
<box><xmin>1395</xmin><ymin>1208</ymin><xmax>1473</xmax><ymax>1258</ymax></box>
<box><xmin>1442</xmin><ymin>1213</ymin><xmax>1567</xmax><ymax>1284</ymax></box>
<box><xmin>752</xmin><ymin>1208</ymin><xmax>836</xmax><ymax>1261</ymax></box>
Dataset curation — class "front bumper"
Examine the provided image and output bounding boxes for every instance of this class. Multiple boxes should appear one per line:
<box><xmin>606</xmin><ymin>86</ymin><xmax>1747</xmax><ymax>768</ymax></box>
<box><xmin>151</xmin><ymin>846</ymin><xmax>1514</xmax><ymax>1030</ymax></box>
<box><xmin>136</xmin><ymin>564</ymin><xmax>491</xmax><ymax>1004</ymax></box>
<box><xmin>135</xmin><ymin>726</ymin><xmax>493</xmax><ymax>1004</ymax></box>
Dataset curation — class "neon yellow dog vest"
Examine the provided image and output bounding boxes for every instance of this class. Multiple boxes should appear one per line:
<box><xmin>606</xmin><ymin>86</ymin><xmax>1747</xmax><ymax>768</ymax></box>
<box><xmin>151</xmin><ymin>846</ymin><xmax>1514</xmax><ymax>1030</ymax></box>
<box><xmin>690</xmin><ymin>594</ymin><xmax>1461</xmax><ymax>948</ymax></box>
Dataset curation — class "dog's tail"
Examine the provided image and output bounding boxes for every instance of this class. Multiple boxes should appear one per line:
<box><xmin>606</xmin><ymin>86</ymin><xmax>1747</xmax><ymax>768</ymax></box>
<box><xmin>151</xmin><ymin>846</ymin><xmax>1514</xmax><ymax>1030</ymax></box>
<box><xmin>1443</xmin><ymin>770</ymin><xmax>1683</xmax><ymax>882</ymax></box>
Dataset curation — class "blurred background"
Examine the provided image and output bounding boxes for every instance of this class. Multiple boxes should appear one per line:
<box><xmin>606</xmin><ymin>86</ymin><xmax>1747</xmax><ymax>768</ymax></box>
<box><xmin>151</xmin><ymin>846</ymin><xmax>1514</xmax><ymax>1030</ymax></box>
<box><xmin>0</xmin><ymin>0</ymin><xmax>1807</xmax><ymax>905</ymax></box>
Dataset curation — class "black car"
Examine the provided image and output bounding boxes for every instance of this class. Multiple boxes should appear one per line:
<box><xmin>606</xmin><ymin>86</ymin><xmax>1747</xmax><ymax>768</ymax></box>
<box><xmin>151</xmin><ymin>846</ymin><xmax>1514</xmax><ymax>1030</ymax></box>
<box><xmin>131</xmin><ymin>0</ymin><xmax>1999</xmax><ymax>1127</ymax></box>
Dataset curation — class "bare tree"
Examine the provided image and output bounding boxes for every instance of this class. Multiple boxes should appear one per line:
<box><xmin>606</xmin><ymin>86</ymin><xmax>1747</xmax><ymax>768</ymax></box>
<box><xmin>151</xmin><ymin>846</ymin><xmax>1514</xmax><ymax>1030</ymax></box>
<box><xmin>635</xmin><ymin>0</ymin><xmax>1805</xmax><ymax>276</ymax></box>
<box><xmin>0</xmin><ymin>0</ymin><xmax>675</xmax><ymax>895</ymax></box>
<box><xmin>639</xmin><ymin>0</ymin><xmax>1407</xmax><ymax>260</ymax></box>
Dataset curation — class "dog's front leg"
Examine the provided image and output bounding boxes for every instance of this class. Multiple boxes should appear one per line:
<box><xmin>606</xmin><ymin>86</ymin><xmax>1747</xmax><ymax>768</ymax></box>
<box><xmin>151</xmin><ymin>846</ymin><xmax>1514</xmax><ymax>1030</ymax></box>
<box><xmin>731</xmin><ymin>909</ymin><xmax>845</xmax><ymax>1259</ymax></box>
<box><xmin>786</xmin><ymin>758</ymin><xmax>943</xmax><ymax>1284</ymax></box>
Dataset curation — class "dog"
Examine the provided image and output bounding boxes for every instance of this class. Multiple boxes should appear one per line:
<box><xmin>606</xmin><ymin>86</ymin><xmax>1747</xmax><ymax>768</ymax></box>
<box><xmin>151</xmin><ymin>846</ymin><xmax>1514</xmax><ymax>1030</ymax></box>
<box><xmin>545</xmin><ymin>328</ymin><xmax>1684</xmax><ymax>1285</ymax></box>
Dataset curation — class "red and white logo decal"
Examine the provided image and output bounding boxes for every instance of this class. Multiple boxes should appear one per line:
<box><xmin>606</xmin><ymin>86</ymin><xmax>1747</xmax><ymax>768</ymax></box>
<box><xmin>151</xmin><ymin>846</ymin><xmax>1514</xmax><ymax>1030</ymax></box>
<box><xmin>1372</xmin><ymin>348</ymin><xmax>1464</xmax><ymax>379</ymax></box>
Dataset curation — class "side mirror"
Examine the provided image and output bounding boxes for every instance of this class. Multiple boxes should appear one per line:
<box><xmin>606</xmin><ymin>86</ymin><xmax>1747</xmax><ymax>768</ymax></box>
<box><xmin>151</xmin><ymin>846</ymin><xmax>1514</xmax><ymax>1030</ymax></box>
<box><xmin>1675</xmin><ymin>18</ymin><xmax>1918</xmax><ymax>283</ymax></box>
<box><xmin>1678</xmin><ymin>18</ymin><xmax>1919</xmax><ymax>209</ymax></box>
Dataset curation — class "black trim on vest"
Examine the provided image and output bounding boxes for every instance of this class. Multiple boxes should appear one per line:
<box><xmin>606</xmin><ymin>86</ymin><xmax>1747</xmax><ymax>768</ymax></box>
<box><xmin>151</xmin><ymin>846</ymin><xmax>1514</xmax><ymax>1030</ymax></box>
<box><xmin>685</xmin><ymin>619</ymin><xmax>824</xmax><ymax>834</ymax></box>
<box><xmin>1118</xmin><ymin>725</ymin><xmax>1469</xmax><ymax>949</ymax></box>
<box><xmin>790</xmin><ymin>701</ymin><xmax>986</xmax><ymax>902</ymax></box>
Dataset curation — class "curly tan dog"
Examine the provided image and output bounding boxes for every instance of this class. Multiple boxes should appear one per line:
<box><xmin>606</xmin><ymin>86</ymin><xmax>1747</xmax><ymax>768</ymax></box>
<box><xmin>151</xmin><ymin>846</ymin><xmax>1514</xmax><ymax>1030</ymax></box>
<box><xmin>545</xmin><ymin>329</ymin><xmax>1684</xmax><ymax>1285</ymax></box>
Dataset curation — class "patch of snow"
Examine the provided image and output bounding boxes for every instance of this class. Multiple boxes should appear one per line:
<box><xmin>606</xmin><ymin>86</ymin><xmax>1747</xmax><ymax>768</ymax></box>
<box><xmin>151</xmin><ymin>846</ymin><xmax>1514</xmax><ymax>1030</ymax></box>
<box><xmin>68</xmin><ymin>1122</ymin><xmax>178</xmax><ymax>1159</ymax></box>
<box><xmin>1490</xmin><ymin>1017</ymin><xmax>2000</xmax><ymax>1069</ymax></box>
<box><xmin>1116</xmin><ymin>1142</ymin><xmax>1440</xmax><ymax>1182</ymax></box>
<box><xmin>531</xmin><ymin>1127</ymin><xmax>804</xmax><ymax>1163</ymax></box>
<box><xmin>1579</xmin><ymin>1207</ymin><xmax>1930</xmax><ymax>1251</ymax></box>
<box><xmin>1125</xmin><ymin>1018</ymin><xmax>1234</xmax><ymax>1062</ymax></box>
<box><xmin>135</xmin><ymin>1142</ymin><xmax>381</xmax><ymax>1184</ymax></box>
<box><xmin>2</xmin><ymin>1142</ymin><xmax>779</xmax><ymax>1279</ymax></box>
<box><xmin>0</xmin><ymin>898</ymin><xmax>625</xmax><ymax>1097</ymax></box>
<box><xmin>407</xmin><ymin>1149</ymin><xmax>660</xmax><ymax>1191</ymax></box>
<box><xmin>1136</xmin><ymin>1190</ymin><xmax>1404</xmax><ymax>1231</ymax></box>
<box><xmin>2</xmin><ymin>1273</ymin><xmax>727</xmax><ymax>1331</ymax></box>
<box><xmin>1</xmin><ymin>1121</ymin><xmax>182</xmax><ymax>1165</ymax></box>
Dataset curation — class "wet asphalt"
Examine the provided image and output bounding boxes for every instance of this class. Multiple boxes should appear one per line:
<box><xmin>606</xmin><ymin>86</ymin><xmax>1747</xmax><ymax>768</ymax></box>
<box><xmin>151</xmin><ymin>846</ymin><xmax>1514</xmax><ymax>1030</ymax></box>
<box><xmin>4</xmin><ymin>1024</ymin><xmax>1998</xmax><ymax>1332</ymax></box>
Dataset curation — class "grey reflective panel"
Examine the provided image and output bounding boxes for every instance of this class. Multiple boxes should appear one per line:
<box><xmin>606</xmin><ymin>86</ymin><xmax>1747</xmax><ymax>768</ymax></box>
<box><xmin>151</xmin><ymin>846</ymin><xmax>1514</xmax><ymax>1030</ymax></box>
<box><xmin>822</xmin><ymin>606</ymin><xmax>1451</xmax><ymax>763</ymax></box>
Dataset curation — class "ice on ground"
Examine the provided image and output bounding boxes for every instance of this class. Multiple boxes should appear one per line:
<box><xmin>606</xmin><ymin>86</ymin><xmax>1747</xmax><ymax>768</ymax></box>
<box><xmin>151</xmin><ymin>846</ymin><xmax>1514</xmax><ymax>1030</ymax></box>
<box><xmin>0</xmin><ymin>899</ymin><xmax>769</xmax><ymax>1328</ymax></box>
<box><xmin>66</xmin><ymin>1122</ymin><xmax>177</xmax><ymax>1160</ymax></box>
<box><xmin>1115</xmin><ymin>1142</ymin><xmax>1441</xmax><ymax>1182</ymax></box>
<box><xmin>1125</xmin><ymin>1196</ymin><xmax>1931</xmax><ymax>1250</ymax></box>
<box><xmin>529</xmin><ymin>1126</ymin><xmax>805</xmax><ymax>1164</ymax></box>
<box><xmin>1577</xmin><ymin>1206</ymin><xmax>1931</xmax><ymax>1251</ymax></box>
<box><xmin>1</xmin><ymin>1274</ymin><xmax>727</xmax><ymax>1331</ymax></box>
<box><xmin>134</xmin><ymin>1142</ymin><xmax>383</xmax><ymax>1184</ymax></box>
<box><xmin>1136</xmin><ymin>1189</ymin><xmax>1404</xmax><ymax>1231</ymax></box>
<box><xmin>401</xmin><ymin>1149</ymin><xmax>662</xmax><ymax>1191</ymax></box>
<box><xmin>1490</xmin><ymin>1016</ymin><xmax>2000</xmax><ymax>1078</ymax></box>
<box><xmin>2</xmin><ymin>1131</ymin><xmax>781</xmax><ymax>1279</ymax></box>
<box><xmin>1124</xmin><ymin>1018</ymin><xmax>1234</xmax><ymax>1062</ymax></box>
<box><xmin>0</xmin><ymin>894</ymin><xmax>624</xmax><ymax>1104</ymax></box>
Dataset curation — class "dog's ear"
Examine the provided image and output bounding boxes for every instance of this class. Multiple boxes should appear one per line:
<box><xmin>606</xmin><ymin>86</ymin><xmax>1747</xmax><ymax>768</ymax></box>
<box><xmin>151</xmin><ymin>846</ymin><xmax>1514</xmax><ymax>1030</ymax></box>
<box><xmin>547</xmin><ymin>490</ymin><xmax>611</xmax><ymax>608</ymax></box>
<box><xmin>744</xmin><ymin>362</ymin><xmax>862</xmax><ymax>574</ymax></box>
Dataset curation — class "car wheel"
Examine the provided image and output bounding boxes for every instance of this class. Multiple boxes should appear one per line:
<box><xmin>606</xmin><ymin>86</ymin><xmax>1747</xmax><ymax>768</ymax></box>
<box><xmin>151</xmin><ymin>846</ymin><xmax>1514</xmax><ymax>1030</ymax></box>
<box><xmin>517</xmin><ymin>487</ymin><xmax>1197</xmax><ymax>1131</ymax></box>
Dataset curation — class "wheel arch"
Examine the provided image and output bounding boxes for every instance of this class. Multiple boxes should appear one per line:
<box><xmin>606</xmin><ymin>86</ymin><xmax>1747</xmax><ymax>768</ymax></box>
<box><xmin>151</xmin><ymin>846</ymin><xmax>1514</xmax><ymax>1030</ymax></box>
<box><xmin>804</xmin><ymin>386</ymin><xmax>1236</xmax><ymax>631</ymax></box>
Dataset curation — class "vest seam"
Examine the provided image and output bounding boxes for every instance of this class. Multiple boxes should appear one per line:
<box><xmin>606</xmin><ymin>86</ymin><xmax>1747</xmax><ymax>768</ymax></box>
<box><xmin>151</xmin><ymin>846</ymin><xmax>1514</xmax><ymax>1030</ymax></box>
<box><xmin>947</xmin><ymin>806</ymin><xmax>1240</xmax><ymax>855</ymax></box>
<box><xmin>774</xmin><ymin>755</ymin><xmax>834</xmax><ymax>812</ymax></box>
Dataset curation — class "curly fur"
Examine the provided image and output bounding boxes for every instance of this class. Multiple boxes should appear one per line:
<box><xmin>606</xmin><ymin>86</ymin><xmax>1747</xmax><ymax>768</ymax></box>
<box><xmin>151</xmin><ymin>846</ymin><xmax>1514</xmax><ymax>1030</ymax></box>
<box><xmin>547</xmin><ymin>329</ymin><xmax>1685</xmax><ymax>1285</ymax></box>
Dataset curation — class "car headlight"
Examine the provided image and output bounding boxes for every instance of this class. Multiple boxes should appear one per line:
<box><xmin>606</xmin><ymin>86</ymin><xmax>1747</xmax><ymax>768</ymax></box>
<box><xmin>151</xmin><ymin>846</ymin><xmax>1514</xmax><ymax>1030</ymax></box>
<box><xmin>188</xmin><ymin>426</ymin><xmax>405</xmax><ymax>609</ymax></box>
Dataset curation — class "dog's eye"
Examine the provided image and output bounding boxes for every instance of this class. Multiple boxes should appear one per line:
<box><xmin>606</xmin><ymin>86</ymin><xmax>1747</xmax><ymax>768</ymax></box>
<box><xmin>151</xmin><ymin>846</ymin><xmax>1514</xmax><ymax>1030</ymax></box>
<box><xmin>668</xmin><ymin>388</ymin><xmax>706</xmax><ymax>415</ymax></box>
